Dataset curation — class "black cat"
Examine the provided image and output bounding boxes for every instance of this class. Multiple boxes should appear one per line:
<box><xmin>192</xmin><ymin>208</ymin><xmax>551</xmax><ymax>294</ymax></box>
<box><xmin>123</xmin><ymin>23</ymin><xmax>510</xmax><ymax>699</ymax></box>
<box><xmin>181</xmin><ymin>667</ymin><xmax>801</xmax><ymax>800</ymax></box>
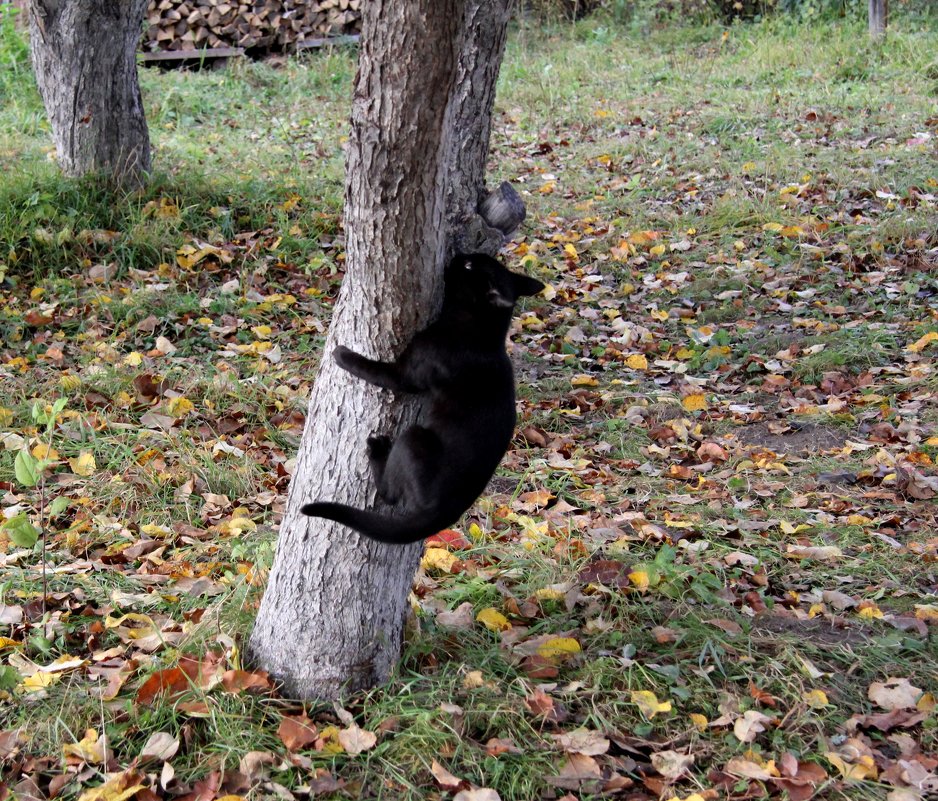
<box><xmin>301</xmin><ymin>253</ymin><xmax>544</xmax><ymax>544</ymax></box>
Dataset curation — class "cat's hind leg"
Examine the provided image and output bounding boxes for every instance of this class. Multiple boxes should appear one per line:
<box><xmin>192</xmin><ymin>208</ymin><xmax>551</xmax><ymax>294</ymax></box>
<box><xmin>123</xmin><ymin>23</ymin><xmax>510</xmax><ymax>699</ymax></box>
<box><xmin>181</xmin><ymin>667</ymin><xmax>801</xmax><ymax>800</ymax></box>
<box><xmin>380</xmin><ymin>425</ymin><xmax>442</xmax><ymax>511</ymax></box>
<box><xmin>367</xmin><ymin>435</ymin><xmax>395</xmax><ymax>502</ymax></box>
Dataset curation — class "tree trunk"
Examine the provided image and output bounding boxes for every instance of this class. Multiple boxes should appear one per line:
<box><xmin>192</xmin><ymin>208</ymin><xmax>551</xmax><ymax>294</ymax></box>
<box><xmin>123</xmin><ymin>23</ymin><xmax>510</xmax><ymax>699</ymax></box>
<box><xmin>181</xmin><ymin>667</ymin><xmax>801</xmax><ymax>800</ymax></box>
<box><xmin>29</xmin><ymin>0</ymin><xmax>151</xmax><ymax>185</ymax></box>
<box><xmin>248</xmin><ymin>0</ymin><xmax>515</xmax><ymax>700</ymax></box>
<box><xmin>869</xmin><ymin>0</ymin><xmax>888</xmax><ymax>38</ymax></box>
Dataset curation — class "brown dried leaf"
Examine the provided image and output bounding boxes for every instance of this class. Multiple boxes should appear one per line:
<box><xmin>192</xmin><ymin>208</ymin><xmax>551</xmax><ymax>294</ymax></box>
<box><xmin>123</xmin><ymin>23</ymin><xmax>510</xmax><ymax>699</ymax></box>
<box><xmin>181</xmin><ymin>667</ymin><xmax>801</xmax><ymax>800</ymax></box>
<box><xmin>278</xmin><ymin>714</ymin><xmax>319</xmax><ymax>752</ymax></box>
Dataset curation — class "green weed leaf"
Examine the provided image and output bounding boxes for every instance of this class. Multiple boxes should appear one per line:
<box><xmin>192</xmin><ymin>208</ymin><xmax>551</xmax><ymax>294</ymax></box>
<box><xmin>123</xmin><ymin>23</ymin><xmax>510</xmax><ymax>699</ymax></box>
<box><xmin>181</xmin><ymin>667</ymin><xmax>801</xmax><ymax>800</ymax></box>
<box><xmin>14</xmin><ymin>448</ymin><xmax>39</xmax><ymax>488</ymax></box>
<box><xmin>4</xmin><ymin>513</ymin><xmax>39</xmax><ymax>548</ymax></box>
<box><xmin>48</xmin><ymin>496</ymin><xmax>69</xmax><ymax>517</ymax></box>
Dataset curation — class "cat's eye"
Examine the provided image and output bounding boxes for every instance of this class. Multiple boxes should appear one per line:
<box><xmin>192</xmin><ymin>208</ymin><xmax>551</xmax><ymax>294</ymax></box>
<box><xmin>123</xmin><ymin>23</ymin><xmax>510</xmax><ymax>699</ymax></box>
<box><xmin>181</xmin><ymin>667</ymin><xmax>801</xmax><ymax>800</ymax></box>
<box><xmin>464</xmin><ymin>260</ymin><xmax>473</xmax><ymax>270</ymax></box>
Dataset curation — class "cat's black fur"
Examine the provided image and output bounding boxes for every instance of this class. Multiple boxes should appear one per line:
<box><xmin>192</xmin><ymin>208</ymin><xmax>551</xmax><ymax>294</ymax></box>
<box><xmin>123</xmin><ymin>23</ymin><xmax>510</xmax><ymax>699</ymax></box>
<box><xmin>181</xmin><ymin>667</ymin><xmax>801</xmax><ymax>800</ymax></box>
<box><xmin>301</xmin><ymin>253</ymin><xmax>544</xmax><ymax>544</ymax></box>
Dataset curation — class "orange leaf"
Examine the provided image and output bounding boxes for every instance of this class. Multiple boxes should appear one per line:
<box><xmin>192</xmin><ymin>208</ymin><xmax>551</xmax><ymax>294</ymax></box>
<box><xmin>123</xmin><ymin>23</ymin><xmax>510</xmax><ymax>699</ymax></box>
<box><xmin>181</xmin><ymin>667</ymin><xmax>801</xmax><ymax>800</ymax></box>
<box><xmin>278</xmin><ymin>714</ymin><xmax>319</xmax><ymax>751</ymax></box>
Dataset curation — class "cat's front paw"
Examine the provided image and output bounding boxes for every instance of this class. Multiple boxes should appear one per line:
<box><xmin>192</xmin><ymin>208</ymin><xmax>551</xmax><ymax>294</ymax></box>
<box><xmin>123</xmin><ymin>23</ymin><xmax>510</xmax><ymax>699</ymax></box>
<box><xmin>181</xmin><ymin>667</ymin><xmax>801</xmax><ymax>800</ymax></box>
<box><xmin>367</xmin><ymin>434</ymin><xmax>393</xmax><ymax>460</ymax></box>
<box><xmin>332</xmin><ymin>345</ymin><xmax>360</xmax><ymax>372</ymax></box>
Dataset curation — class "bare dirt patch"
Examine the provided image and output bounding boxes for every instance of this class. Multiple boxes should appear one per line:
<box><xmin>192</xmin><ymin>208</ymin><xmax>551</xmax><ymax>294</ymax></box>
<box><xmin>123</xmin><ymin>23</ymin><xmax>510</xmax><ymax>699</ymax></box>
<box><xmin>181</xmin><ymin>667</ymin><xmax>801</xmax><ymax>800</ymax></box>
<box><xmin>735</xmin><ymin>421</ymin><xmax>848</xmax><ymax>455</ymax></box>
<box><xmin>751</xmin><ymin>613</ymin><xmax>869</xmax><ymax>647</ymax></box>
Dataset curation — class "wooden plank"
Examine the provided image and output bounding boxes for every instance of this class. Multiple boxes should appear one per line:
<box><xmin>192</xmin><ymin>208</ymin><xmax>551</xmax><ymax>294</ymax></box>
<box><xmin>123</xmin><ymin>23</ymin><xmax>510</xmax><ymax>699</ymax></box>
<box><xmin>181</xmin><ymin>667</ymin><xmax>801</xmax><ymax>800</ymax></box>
<box><xmin>139</xmin><ymin>46</ymin><xmax>245</xmax><ymax>62</ymax></box>
<box><xmin>296</xmin><ymin>34</ymin><xmax>360</xmax><ymax>50</ymax></box>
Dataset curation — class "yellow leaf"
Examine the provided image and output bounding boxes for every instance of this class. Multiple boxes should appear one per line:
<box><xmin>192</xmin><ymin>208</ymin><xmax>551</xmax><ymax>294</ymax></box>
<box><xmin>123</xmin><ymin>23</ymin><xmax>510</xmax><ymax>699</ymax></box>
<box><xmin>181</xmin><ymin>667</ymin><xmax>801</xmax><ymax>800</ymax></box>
<box><xmin>571</xmin><ymin>374</ymin><xmax>599</xmax><ymax>387</ymax></box>
<box><xmin>649</xmin><ymin>244</ymin><xmax>666</xmax><ymax>258</ymax></box>
<box><xmin>664</xmin><ymin>795</ymin><xmax>706</xmax><ymax>801</ymax></box>
<box><xmin>825</xmin><ymin>752</ymin><xmax>878</xmax><ymax>782</ymax></box>
<box><xmin>915</xmin><ymin>604</ymin><xmax>938</xmax><ymax>622</ymax></box>
<box><xmin>631</xmin><ymin>690</ymin><xmax>672</xmax><ymax>719</ymax></box>
<box><xmin>563</xmin><ymin>243</ymin><xmax>579</xmax><ymax>261</ymax></box>
<box><xmin>44</xmin><ymin>654</ymin><xmax>88</xmax><ymax>673</ymax></box>
<box><xmin>925</xmin><ymin>437</ymin><xmax>938</xmax><ymax>446</ymax></box>
<box><xmin>60</xmin><ymin>374</ymin><xmax>82</xmax><ymax>392</ymax></box>
<box><xmin>64</xmin><ymin>729</ymin><xmax>106</xmax><ymax>764</ymax></box>
<box><xmin>167</xmin><ymin>396</ymin><xmax>194</xmax><ymax>417</ymax></box>
<box><xmin>762</xmin><ymin>223</ymin><xmax>784</xmax><ymax>232</ymax></box>
<box><xmin>858</xmin><ymin>605</ymin><xmax>884</xmax><ymax>620</ymax></box>
<box><xmin>476</xmin><ymin>607</ymin><xmax>511</xmax><ymax>632</ymax></box>
<box><xmin>682</xmin><ymin>393</ymin><xmax>707</xmax><ymax>412</ymax></box>
<box><xmin>918</xmin><ymin>692</ymin><xmax>936</xmax><ymax>712</ymax></box>
<box><xmin>675</xmin><ymin>347</ymin><xmax>695</xmax><ymax>360</ymax></box>
<box><xmin>535</xmin><ymin>637</ymin><xmax>581</xmax><ymax>662</ymax></box>
<box><xmin>123</xmin><ymin>351</ymin><xmax>143</xmax><ymax>367</ymax></box>
<box><xmin>251</xmin><ymin>325</ymin><xmax>273</xmax><ymax>340</ymax></box>
<box><xmin>534</xmin><ymin>587</ymin><xmax>566</xmax><ymax>601</ymax></box>
<box><xmin>69</xmin><ymin>451</ymin><xmax>96</xmax><ymax>477</ymax></box>
<box><xmin>780</xmin><ymin>225</ymin><xmax>804</xmax><ymax>238</ymax></box>
<box><xmin>140</xmin><ymin>524</ymin><xmax>171</xmax><ymax>538</ymax></box>
<box><xmin>0</xmin><ymin>637</ymin><xmax>21</xmax><ymax>650</ymax></box>
<box><xmin>104</xmin><ymin>613</ymin><xmax>158</xmax><ymax>639</ymax></box>
<box><xmin>628</xmin><ymin>569</ymin><xmax>650</xmax><ymax>591</ymax></box>
<box><xmin>30</xmin><ymin>286</ymin><xmax>45</xmax><ymax>300</ymax></box>
<box><xmin>907</xmin><ymin>331</ymin><xmax>938</xmax><ymax>353</ymax></box>
<box><xmin>688</xmin><ymin>713</ymin><xmax>708</xmax><ymax>732</ymax></box>
<box><xmin>32</xmin><ymin>442</ymin><xmax>60</xmax><ymax>461</ymax></box>
<box><xmin>218</xmin><ymin>515</ymin><xmax>257</xmax><ymax>536</ymax></box>
<box><xmin>317</xmin><ymin>725</ymin><xmax>344</xmax><ymax>754</ymax></box>
<box><xmin>463</xmin><ymin>670</ymin><xmax>486</xmax><ymax>689</ymax></box>
<box><xmin>779</xmin><ymin>520</ymin><xmax>811</xmax><ymax>534</ymax></box>
<box><xmin>625</xmin><ymin>354</ymin><xmax>648</xmax><ymax>370</ymax></box>
<box><xmin>23</xmin><ymin>672</ymin><xmax>59</xmax><ymax>691</ymax></box>
<box><xmin>77</xmin><ymin>770</ymin><xmax>147</xmax><ymax>801</ymax></box>
<box><xmin>281</xmin><ymin>193</ymin><xmax>301</xmax><ymax>213</ymax></box>
<box><xmin>0</xmin><ymin>407</ymin><xmax>13</xmax><ymax>426</ymax></box>
<box><xmin>804</xmin><ymin>689</ymin><xmax>829</xmax><ymax>708</ymax></box>
<box><xmin>421</xmin><ymin>547</ymin><xmax>458</xmax><ymax>574</ymax></box>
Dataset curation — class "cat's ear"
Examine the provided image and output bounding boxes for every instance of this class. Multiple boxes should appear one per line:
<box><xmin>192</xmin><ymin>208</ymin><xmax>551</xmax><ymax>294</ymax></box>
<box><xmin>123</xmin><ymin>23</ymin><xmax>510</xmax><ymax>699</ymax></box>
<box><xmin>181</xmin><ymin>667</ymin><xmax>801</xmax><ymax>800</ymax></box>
<box><xmin>511</xmin><ymin>273</ymin><xmax>546</xmax><ymax>298</ymax></box>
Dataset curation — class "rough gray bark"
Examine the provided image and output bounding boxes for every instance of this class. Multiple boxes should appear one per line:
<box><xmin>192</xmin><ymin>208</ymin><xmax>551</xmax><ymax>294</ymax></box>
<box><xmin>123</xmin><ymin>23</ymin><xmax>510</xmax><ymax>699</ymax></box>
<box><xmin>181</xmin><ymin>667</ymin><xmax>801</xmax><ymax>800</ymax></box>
<box><xmin>29</xmin><ymin>0</ymin><xmax>151</xmax><ymax>185</ymax></box>
<box><xmin>869</xmin><ymin>0</ymin><xmax>888</xmax><ymax>37</ymax></box>
<box><xmin>249</xmin><ymin>0</ymin><xmax>516</xmax><ymax>700</ymax></box>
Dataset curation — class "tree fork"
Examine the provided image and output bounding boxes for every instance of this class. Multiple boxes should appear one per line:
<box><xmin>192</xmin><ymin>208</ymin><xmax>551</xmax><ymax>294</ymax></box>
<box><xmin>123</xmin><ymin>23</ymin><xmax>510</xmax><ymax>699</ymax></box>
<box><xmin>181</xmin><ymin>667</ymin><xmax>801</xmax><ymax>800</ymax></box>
<box><xmin>248</xmin><ymin>0</ymin><xmax>514</xmax><ymax>700</ymax></box>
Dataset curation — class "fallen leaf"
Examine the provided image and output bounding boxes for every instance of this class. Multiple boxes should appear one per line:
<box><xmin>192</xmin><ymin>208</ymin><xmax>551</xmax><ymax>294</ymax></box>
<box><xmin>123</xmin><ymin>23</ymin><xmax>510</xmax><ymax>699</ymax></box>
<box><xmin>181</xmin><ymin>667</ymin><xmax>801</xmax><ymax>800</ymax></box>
<box><xmin>733</xmin><ymin>710</ymin><xmax>774</xmax><ymax>743</ymax></box>
<box><xmin>651</xmin><ymin>749</ymin><xmax>694</xmax><ymax>780</ymax></box>
<box><xmin>138</xmin><ymin>732</ymin><xmax>179</xmax><ymax>764</ymax></box>
<box><xmin>338</xmin><ymin>724</ymin><xmax>377</xmax><ymax>755</ymax></box>
<box><xmin>430</xmin><ymin>760</ymin><xmax>465</xmax><ymax>790</ymax></box>
<box><xmin>868</xmin><ymin>677</ymin><xmax>923</xmax><ymax>711</ymax></box>
<box><xmin>631</xmin><ymin>690</ymin><xmax>672</xmax><ymax>719</ymax></box>
<box><xmin>476</xmin><ymin>607</ymin><xmax>511</xmax><ymax>632</ymax></box>
<box><xmin>278</xmin><ymin>714</ymin><xmax>318</xmax><ymax>751</ymax></box>
<box><xmin>76</xmin><ymin>769</ymin><xmax>146</xmax><ymax>801</ymax></box>
<box><xmin>551</xmin><ymin>729</ymin><xmax>609</xmax><ymax>756</ymax></box>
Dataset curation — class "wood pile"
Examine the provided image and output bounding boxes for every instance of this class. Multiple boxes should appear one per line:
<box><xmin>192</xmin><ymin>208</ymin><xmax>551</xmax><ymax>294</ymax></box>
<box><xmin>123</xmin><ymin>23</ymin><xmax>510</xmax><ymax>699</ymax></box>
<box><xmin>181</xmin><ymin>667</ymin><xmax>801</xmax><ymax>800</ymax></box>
<box><xmin>142</xmin><ymin>0</ymin><xmax>362</xmax><ymax>53</ymax></box>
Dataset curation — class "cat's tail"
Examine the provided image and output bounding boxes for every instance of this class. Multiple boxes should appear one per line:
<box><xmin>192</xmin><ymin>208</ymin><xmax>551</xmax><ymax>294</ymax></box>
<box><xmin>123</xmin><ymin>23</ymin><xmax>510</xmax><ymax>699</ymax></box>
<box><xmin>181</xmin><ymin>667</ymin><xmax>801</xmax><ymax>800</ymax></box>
<box><xmin>300</xmin><ymin>501</ymin><xmax>445</xmax><ymax>545</ymax></box>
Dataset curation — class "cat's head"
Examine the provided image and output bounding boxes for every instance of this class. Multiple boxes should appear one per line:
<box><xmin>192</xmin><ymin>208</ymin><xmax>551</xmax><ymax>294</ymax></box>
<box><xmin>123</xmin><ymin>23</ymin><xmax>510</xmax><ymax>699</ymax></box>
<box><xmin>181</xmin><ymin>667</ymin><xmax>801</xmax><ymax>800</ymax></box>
<box><xmin>446</xmin><ymin>253</ymin><xmax>545</xmax><ymax>311</ymax></box>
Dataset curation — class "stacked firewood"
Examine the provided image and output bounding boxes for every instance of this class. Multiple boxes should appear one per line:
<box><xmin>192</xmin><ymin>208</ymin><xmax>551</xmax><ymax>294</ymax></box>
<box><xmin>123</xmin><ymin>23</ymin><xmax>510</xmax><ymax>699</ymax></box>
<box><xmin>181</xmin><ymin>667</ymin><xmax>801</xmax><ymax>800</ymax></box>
<box><xmin>142</xmin><ymin>0</ymin><xmax>362</xmax><ymax>52</ymax></box>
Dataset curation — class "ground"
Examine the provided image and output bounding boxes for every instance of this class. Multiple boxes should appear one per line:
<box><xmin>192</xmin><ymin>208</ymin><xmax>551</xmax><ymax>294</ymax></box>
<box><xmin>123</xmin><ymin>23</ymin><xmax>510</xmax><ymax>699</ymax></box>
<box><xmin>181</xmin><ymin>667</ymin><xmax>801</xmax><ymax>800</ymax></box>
<box><xmin>0</xmin><ymin>8</ymin><xmax>937</xmax><ymax>801</ymax></box>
